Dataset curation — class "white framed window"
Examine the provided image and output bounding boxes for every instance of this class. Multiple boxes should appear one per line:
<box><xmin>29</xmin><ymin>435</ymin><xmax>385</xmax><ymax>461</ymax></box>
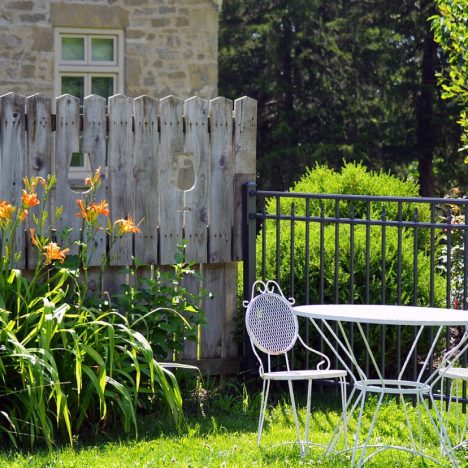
<box><xmin>54</xmin><ymin>29</ymin><xmax>124</xmax><ymax>179</ymax></box>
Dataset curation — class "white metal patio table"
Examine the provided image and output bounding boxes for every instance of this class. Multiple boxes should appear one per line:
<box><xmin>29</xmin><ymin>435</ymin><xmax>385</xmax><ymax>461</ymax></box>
<box><xmin>293</xmin><ymin>304</ymin><xmax>468</xmax><ymax>466</ymax></box>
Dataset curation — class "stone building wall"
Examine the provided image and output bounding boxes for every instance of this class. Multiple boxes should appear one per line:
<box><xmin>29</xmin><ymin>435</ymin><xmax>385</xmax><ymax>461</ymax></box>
<box><xmin>0</xmin><ymin>0</ymin><xmax>219</xmax><ymax>99</ymax></box>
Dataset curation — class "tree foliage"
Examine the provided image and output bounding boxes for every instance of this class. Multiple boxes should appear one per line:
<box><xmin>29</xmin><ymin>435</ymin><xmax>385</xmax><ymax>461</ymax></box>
<box><xmin>219</xmin><ymin>0</ymin><xmax>464</xmax><ymax>195</ymax></box>
<box><xmin>431</xmin><ymin>0</ymin><xmax>468</xmax><ymax>161</ymax></box>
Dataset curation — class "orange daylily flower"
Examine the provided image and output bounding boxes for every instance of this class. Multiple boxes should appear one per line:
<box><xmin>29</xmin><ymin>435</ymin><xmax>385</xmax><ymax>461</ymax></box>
<box><xmin>29</xmin><ymin>228</ymin><xmax>40</xmax><ymax>247</ymax></box>
<box><xmin>22</xmin><ymin>190</ymin><xmax>40</xmax><ymax>208</ymax></box>
<box><xmin>114</xmin><ymin>216</ymin><xmax>140</xmax><ymax>235</ymax></box>
<box><xmin>23</xmin><ymin>176</ymin><xmax>46</xmax><ymax>191</ymax></box>
<box><xmin>43</xmin><ymin>242</ymin><xmax>70</xmax><ymax>265</ymax></box>
<box><xmin>85</xmin><ymin>167</ymin><xmax>102</xmax><ymax>188</ymax></box>
<box><xmin>0</xmin><ymin>201</ymin><xmax>15</xmax><ymax>220</ymax></box>
<box><xmin>20</xmin><ymin>209</ymin><xmax>29</xmax><ymax>221</ymax></box>
<box><xmin>75</xmin><ymin>199</ymin><xmax>110</xmax><ymax>221</ymax></box>
<box><xmin>89</xmin><ymin>200</ymin><xmax>110</xmax><ymax>217</ymax></box>
<box><xmin>75</xmin><ymin>199</ymin><xmax>90</xmax><ymax>221</ymax></box>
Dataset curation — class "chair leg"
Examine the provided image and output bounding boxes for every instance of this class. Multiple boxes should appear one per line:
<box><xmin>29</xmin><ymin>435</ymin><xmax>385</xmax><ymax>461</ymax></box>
<box><xmin>304</xmin><ymin>379</ymin><xmax>312</xmax><ymax>452</ymax></box>
<box><xmin>459</xmin><ymin>381</ymin><xmax>468</xmax><ymax>445</ymax></box>
<box><xmin>341</xmin><ymin>376</ymin><xmax>348</xmax><ymax>450</ymax></box>
<box><xmin>287</xmin><ymin>379</ymin><xmax>304</xmax><ymax>456</ymax></box>
<box><xmin>257</xmin><ymin>379</ymin><xmax>270</xmax><ymax>447</ymax></box>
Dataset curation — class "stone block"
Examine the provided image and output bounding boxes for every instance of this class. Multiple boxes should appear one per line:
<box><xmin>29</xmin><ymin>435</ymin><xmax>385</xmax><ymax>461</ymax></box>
<box><xmin>31</xmin><ymin>26</ymin><xmax>53</xmax><ymax>52</ymax></box>
<box><xmin>6</xmin><ymin>1</ymin><xmax>34</xmax><ymax>10</ymax></box>
<box><xmin>151</xmin><ymin>18</ymin><xmax>171</xmax><ymax>28</ymax></box>
<box><xmin>176</xmin><ymin>17</ymin><xmax>189</xmax><ymax>27</ymax></box>
<box><xmin>126</xmin><ymin>29</ymin><xmax>146</xmax><ymax>39</ymax></box>
<box><xmin>189</xmin><ymin>8</ymin><xmax>218</xmax><ymax>31</ymax></box>
<box><xmin>188</xmin><ymin>63</ymin><xmax>217</xmax><ymax>89</ymax></box>
<box><xmin>50</xmin><ymin>2</ymin><xmax>129</xmax><ymax>28</ymax></box>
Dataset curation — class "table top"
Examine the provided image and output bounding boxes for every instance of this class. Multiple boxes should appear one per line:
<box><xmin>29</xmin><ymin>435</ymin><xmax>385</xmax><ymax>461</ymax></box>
<box><xmin>293</xmin><ymin>304</ymin><xmax>468</xmax><ymax>326</ymax></box>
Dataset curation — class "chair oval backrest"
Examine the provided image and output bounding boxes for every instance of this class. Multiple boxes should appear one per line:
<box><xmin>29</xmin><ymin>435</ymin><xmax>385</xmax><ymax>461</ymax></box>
<box><xmin>246</xmin><ymin>292</ymin><xmax>298</xmax><ymax>355</ymax></box>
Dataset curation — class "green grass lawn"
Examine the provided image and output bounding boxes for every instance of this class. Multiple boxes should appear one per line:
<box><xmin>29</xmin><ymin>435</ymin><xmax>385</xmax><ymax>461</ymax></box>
<box><xmin>2</xmin><ymin>383</ymin><xmax>468</xmax><ymax>467</ymax></box>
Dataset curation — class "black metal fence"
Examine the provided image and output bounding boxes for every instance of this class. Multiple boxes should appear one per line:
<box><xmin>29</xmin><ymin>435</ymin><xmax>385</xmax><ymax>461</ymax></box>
<box><xmin>242</xmin><ymin>182</ymin><xmax>468</xmax><ymax>394</ymax></box>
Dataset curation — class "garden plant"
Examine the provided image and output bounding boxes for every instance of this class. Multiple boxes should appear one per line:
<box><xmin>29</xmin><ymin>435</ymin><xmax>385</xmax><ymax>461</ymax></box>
<box><xmin>259</xmin><ymin>162</ymin><xmax>446</xmax><ymax>306</ymax></box>
<box><xmin>0</xmin><ymin>170</ymin><xmax>204</xmax><ymax>449</ymax></box>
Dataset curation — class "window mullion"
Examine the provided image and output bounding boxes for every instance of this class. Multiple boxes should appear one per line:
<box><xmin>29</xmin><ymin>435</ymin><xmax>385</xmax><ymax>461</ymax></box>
<box><xmin>85</xmin><ymin>36</ymin><xmax>91</xmax><ymax>65</ymax></box>
<box><xmin>84</xmin><ymin>74</ymin><xmax>92</xmax><ymax>98</ymax></box>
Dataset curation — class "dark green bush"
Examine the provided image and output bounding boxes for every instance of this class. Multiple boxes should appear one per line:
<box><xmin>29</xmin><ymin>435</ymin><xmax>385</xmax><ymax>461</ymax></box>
<box><xmin>259</xmin><ymin>162</ymin><xmax>444</xmax><ymax>306</ymax></box>
<box><xmin>256</xmin><ymin>163</ymin><xmax>446</xmax><ymax>375</ymax></box>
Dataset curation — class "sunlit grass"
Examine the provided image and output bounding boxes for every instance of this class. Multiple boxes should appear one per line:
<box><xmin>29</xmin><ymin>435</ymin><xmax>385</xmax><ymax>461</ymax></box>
<box><xmin>3</xmin><ymin>384</ymin><xmax>468</xmax><ymax>467</ymax></box>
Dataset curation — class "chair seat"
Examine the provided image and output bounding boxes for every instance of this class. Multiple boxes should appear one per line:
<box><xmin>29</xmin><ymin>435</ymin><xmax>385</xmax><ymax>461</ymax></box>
<box><xmin>264</xmin><ymin>369</ymin><xmax>347</xmax><ymax>381</ymax></box>
<box><xmin>440</xmin><ymin>367</ymin><xmax>468</xmax><ymax>380</ymax></box>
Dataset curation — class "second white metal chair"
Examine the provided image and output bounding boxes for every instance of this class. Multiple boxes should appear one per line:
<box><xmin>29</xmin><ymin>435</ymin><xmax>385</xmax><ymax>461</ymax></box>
<box><xmin>440</xmin><ymin>366</ymin><xmax>468</xmax><ymax>450</ymax></box>
<box><xmin>244</xmin><ymin>280</ymin><xmax>348</xmax><ymax>456</ymax></box>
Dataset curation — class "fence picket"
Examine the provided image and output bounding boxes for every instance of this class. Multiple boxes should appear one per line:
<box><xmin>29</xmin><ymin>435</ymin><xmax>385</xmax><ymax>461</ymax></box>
<box><xmin>181</xmin><ymin>266</ymin><xmax>201</xmax><ymax>361</ymax></box>
<box><xmin>54</xmin><ymin>94</ymin><xmax>81</xmax><ymax>255</ymax></box>
<box><xmin>26</xmin><ymin>94</ymin><xmax>53</xmax><ymax>180</ymax></box>
<box><xmin>183</xmin><ymin>96</ymin><xmax>209</xmax><ymax>263</ymax></box>
<box><xmin>159</xmin><ymin>96</ymin><xmax>185</xmax><ymax>265</ymax></box>
<box><xmin>208</xmin><ymin>97</ymin><xmax>233</xmax><ymax>263</ymax></box>
<box><xmin>82</xmin><ymin>95</ymin><xmax>107</xmax><ymax>266</ymax></box>
<box><xmin>0</xmin><ymin>93</ymin><xmax>26</xmax><ymax>268</ymax></box>
<box><xmin>108</xmin><ymin>94</ymin><xmax>133</xmax><ymax>266</ymax></box>
<box><xmin>200</xmin><ymin>263</ymin><xmax>238</xmax><ymax>369</ymax></box>
<box><xmin>233</xmin><ymin>97</ymin><xmax>257</xmax><ymax>260</ymax></box>
<box><xmin>133</xmin><ymin>95</ymin><xmax>159</xmax><ymax>265</ymax></box>
<box><xmin>25</xmin><ymin>93</ymin><xmax>53</xmax><ymax>268</ymax></box>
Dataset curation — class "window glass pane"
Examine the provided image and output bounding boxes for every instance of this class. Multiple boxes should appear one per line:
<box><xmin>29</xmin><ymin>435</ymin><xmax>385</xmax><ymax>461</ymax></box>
<box><xmin>71</xmin><ymin>152</ymin><xmax>84</xmax><ymax>167</ymax></box>
<box><xmin>61</xmin><ymin>76</ymin><xmax>84</xmax><ymax>101</ymax></box>
<box><xmin>62</xmin><ymin>37</ymin><xmax>84</xmax><ymax>61</ymax></box>
<box><xmin>91</xmin><ymin>76</ymin><xmax>114</xmax><ymax>99</ymax></box>
<box><xmin>91</xmin><ymin>38</ymin><xmax>114</xmax><ymax>62</ymax></box>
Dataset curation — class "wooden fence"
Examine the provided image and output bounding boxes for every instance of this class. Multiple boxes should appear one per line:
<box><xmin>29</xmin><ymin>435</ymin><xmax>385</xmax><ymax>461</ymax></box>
<box><xmin>0</xmin><ymin>92</ymin><xmax>257</xmax><ymax>374</ymax></box>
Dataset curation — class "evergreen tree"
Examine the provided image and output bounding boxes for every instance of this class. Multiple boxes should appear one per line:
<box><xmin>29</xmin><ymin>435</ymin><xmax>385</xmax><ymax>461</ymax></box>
<box><xmin>219</xmin><ymin>0</ymin><xmax>464</xmax><ymax>194</ymax></box>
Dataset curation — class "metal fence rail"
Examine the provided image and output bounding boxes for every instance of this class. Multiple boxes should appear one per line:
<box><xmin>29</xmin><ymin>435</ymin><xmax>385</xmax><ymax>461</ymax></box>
<box><xmin>242</xmin><ymin>182</ymin><xmax>468</xmax><ymax>400</ymax></box>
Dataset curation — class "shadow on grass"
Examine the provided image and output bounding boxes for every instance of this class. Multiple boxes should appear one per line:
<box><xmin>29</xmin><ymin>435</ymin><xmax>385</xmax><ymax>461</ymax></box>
<box><xmin>2</xmin><ymin>378</ymin><xmax>452</xmax><ymax>467</ymax></box>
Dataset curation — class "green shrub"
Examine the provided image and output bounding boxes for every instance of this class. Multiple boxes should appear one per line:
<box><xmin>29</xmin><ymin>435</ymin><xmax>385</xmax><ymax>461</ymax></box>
<box><xmin>259</xmin><ymin>162</ymin><xmax>444</xmax><ymax>306</ymax></box>
<box><xmin>255</xmin><ymin>163</ymin><xmax>446</xmax><ymax>375</ymax></box>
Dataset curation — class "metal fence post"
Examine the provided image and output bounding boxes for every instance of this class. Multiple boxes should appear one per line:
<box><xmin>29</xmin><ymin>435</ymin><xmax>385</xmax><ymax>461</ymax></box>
<box><xmin>242</xmin><ymin>182</ymin><xmax>257</xmax><ymax>373</ymax></box>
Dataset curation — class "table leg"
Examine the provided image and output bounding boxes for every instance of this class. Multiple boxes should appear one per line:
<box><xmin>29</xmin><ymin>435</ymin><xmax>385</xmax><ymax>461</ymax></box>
<box><xmin>360</xmin><ymin>392</ymin><xmax>387</xmax><ymax>466</ymax></box>
<box><xmin>326</xmin><ymin>386</ymin><xmax>356</xmax><ymax>455</ymax></box>
<box><xmin>351</xmin><ymin>389</ymin><xmax>367</xmax><ymax>467</ymax></box>
<box><xmin>426</xmin><ymin>392</ymin><xmax>457</xmax><ymax>464</ymax></box>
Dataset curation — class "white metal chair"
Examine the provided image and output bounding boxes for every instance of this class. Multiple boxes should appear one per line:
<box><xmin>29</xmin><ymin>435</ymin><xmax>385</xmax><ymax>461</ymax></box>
<box><xmin>440</xmin><ymin>366</ymin><xmax>468</xmax><ymax>450</ymax></box>
<box><xmin>243</xmin><ymin>280</ymin><xmax>348</xmax><ymax>456</ymax></box>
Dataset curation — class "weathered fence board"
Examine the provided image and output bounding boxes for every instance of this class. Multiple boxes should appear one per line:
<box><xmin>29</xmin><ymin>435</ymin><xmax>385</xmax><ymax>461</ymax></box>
<box><xmin>183</xmin><ymin>96</ymin><xmax>209</xmax><ymax>263</ymax></box>
<box><xmin>0</xmin><ymin>93</ymin><xmax>26</xmax><ymax>268</ymax></box>
<box><xmin>159</xmin><ymin>96</ymin><xmax>185</xmax><ymax>265</ymax></box>
<box><xmin>83</xmin><ymin>95</ymin><xmax>107</xmax><ymax>266</ymax></box>
<box><xmin>0</xmin><ymin>92</ymin><xmax>257</xmax><ymax>376</ymax></box>
<box><xmin>108</xmin><ymin>94</ymin><xmax>133</xmax><ymax>266</ymax></box>
<box><xmin>26</xmin><ymin>94</ymin><xmax>53</xmax><ymax>181</ymax></box>
<box><xmin>233</xmin><ymin>97</ymin><xmax>257</xmax><ymax>260</ymax></box>
<box><xmin>25</xmin><ymin>93</ymin><xmax>53</xmax><ymax>267</ymax></box>
<box><xmin>208</xmin><ymin>97</ymin><xmax>233</xmax><ymax>263</ymax></box>
<box><xmin>181</xmin><ymin>265</ymin><xmax>201</xmax><ymax>361</ymax></box>
<box><xmin>54</xmin><ymin>94</ymin><xmax>81</xmax><ymax>255</ymax></box>
<box><xmin>133</xmin><ymin>95</ymin><xmax>159</xmax><ymax>265</ymax></box>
